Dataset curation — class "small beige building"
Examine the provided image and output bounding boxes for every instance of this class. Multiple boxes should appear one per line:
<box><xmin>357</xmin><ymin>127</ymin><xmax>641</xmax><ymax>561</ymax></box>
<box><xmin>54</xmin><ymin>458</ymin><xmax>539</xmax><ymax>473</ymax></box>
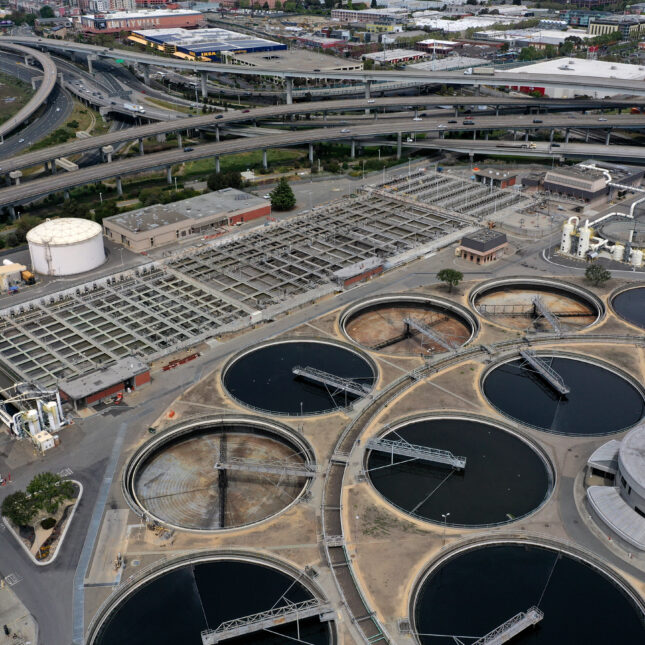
<box><xmin>0</xmin><ymin>262</ymin><xmax>26</xmax><ymax>292</ymax></box>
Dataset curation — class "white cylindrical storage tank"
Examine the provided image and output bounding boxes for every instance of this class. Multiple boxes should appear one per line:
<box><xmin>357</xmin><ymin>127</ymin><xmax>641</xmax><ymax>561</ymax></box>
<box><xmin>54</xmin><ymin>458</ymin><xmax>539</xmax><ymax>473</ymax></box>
<box><xmin>631</xmin><ymin>248</ymin><xmax>643</xmax><ymax>267</ymax></box>
<box><xmin>27</xmin><ymin>218</ymin><xmax>105</xmax><ymax>276</ymax></box>
<box><xmin>561</xmin><ymin>222</ymin><xmax>574</xmax><ymax>254</ymax></box>
<box><xmin>577</xmin><ymin>224</ymin><xmax>591</xmax><ymax>258</ymax></box>
<box><xmin>612</xmin><ymin>244</ymin><xmax>624</xmax><ymax>262</ymax></box>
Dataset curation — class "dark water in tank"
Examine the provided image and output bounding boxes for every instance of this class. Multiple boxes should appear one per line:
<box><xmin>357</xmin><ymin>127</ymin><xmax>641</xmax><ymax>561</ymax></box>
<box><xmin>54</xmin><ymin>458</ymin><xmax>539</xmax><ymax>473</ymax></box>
<box><xmin>613</xmin><ymin>287</ymin><xmax>645</xmax><ymax>329</ymax></box>
<box><xmin>367</xmin><ymin>419</ymin><xmax>550</xmax><ymax>526</ymax></box>
<box><xmin>483</xmin><ymin>357</ymin><xmax>644</xmax><ymax>435</ymax></box>
<box><xmin>95</xmin><ymin>561</ymin><xmax>331</xmax><ymax>645</ymax></box>
<box><xmin>223</xmin><ymin>341</ymin><xmax>374</xmax><ymax>414</ymax></box>
<box><xmin>414</xmin><ymin>544</ymin><xmax>645</xmax><ymax>645</ymax></box>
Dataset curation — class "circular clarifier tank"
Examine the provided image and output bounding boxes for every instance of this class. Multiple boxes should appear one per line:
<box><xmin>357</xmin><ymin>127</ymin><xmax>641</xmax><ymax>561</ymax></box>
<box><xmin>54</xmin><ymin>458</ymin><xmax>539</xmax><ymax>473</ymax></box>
<box><xmin>366</xmin><ymin>417</ymin><xmax>552</xmax><ymax>526</ymax></box>
<box><xmin>124</xmin><ymin>417</ymin><xmax>314</xmax><ymax>531</ymax></box>
<box><xmin>222</xmin><ymin>339</ymin><xmax>376</xmax><ymax>415</ymax></box>
<box><xmin>482</xmin><ymin>354</ymin><xmax>645</xmax><ymax>435</ymax></box>
<box><xmin>412</xmin><ymin>542</ymin><xmax>645</xmax><ymax>645</ymax></box>
<box><xmin>471</xmin><ymin>277</ymin><xmax>603</xmax><ymax>332</ymax></box>
<box><xmin>89</xmin><ymin>555</ymin><xmax>334</xmax><ymax>645</ymax></box>
<box><xmin>612</xmin><ymin>285</ymin><xmax>645</xmax><ymax>329</ymax></box>
<box><xmin>341</xmin><ymin>294</ymin><xmax>477</xmax><ymax>356</ymax></box>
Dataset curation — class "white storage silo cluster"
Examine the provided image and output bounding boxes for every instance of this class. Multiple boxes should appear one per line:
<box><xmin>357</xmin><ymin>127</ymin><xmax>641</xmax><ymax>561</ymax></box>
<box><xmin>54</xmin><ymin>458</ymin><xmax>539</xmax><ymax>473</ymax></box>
<box><xmin>27</xmin><ymin>218</ymin><xmax>106</xmax><ymax>276</ymax></box>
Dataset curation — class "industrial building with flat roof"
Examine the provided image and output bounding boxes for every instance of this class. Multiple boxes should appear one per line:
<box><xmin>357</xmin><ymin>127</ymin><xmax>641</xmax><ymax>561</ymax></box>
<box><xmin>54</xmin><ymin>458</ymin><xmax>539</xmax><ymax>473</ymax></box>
<box><xmin>227</xmin><ymin>48</ymin><xmax>362</xmax><ymax>72</ymax></box>
<box><xmin>81</xmin><ymin>9</ymin><xmax>203</xmax><ymax>34</ymax></box>
<box><xmin>363</xmin><ymin>48</ymin><xmax>428</xmax><ymax>64</ymax></box>
<box><xmin>103</xmin><ymin>188</ymin><xmax>271</xmax><ymax>251</ymax></box>
<box><xmin>129</xmin><ymin>26</ymin><xmax>285</xmax><ymax>61</ymax></box>
<box><xmin>511</xmin><ymin>57</ymin><xmax>645</xmax><ymax>97</ymax></box>
<box><xmin>456</xmin><ymin>229</ymin><xmax>508</xmax><ymax>264</ymax></box>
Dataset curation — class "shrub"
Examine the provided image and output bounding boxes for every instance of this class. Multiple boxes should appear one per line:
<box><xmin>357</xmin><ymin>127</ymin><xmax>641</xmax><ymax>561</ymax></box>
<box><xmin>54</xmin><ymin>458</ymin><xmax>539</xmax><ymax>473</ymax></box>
<box><xmin>40</xmin><ymin>517</ymin><xmax>56</xmax><ymax>530</ymax></box>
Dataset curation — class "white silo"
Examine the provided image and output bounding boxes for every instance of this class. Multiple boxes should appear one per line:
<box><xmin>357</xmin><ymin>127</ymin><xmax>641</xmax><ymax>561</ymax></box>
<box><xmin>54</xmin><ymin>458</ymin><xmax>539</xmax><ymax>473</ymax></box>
<box><xmin>612</xmin><ymin>244</ymin><xmax>624</xmax><ymax>262</ymax></box>
<box><xmin>577</xmin><ymin>221</ymin><xmax>591</xmax><ymax>259</ymax></box>
<box><xmin>631</xmin><ymin>248</ymin><xmax>643</xmax><ymax>267</ymax></box>
<box><xmin>561</xmin><ymin>221</ymin><xmax>575</xmax><ymax>254</ymax></box>
<box><xmin>27</xmin><ymin>218</ymin><xmax>105</xmax><ymax>276</ymax></box>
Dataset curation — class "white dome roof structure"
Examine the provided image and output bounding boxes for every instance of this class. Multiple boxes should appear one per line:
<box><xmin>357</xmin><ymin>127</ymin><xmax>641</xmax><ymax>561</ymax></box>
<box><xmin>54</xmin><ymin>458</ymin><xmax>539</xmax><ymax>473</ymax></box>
<box><xmin>27</xmin><ymin>218</ymin><xmax>103</xmax><ymax>245</ymax></box>
<box><xmin>27</xmin><ymin>218</ymin><xmax>106</xmax><ymax>276</ymax></box>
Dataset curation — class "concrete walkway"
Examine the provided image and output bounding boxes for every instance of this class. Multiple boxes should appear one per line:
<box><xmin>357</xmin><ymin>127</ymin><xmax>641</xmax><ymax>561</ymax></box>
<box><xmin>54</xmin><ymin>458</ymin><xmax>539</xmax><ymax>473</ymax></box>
<box><xmin>0</xmin><ymin>583</ymin><xmax>37</xmax><ymax>645</ymax></box>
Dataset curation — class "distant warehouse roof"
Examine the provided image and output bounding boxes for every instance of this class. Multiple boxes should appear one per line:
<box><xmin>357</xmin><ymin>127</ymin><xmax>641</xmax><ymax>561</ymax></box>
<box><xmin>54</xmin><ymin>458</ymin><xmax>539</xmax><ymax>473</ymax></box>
<box><xmin>460</xmin><ymin>229</ymin><xmax>507</xmax><ymax>253</ymax></box>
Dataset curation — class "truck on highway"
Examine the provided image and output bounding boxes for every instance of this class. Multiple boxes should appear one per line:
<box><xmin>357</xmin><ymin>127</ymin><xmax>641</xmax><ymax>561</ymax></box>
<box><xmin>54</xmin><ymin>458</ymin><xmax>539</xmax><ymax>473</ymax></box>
<box><xmin>123</xmin><ymin>103</ymin><xmax>146</xmax><ymax>114</ymax></box>
<box><xmin>463</xmin><ymin>67</ymin><xmax>495</xmax><ymax>76</ymax></box>
<box><xmin>495</xmin><ymin>142</ymin><xmax>537</xmax><ymax>149</ymax></box>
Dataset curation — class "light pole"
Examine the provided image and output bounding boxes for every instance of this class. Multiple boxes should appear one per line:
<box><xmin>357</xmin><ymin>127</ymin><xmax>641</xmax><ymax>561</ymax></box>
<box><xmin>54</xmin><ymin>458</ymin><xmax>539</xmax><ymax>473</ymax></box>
<box><xmin>441</xmin><ymin>512</ymin><xmax>450</xmax><ymax>546</ymax></box>
<box><xmin>362</xmin><ymin>159</ymin><xmax>365</xmax><ymax>180</ymax></box>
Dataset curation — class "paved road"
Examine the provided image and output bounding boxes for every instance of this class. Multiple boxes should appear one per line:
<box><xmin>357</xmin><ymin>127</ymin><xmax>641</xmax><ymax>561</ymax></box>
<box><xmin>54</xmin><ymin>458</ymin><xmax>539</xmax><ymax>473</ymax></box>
<box><xmin>0</xmin><ymin>94</ymin><xmax>632</xmax><ymax>176</ymax></box>
<box><xmin>0</xmin><ymin>43</ymin><xmax>57</xmax><ymax>139</ymax></box>
<box><xmin>0</xmin><ymin>56</ymin><xmax>71</xmax><ymax>158</ymax></box>
<box><xmin>2</xmin><ymin>112</ymin><xmax>645</xmax><ymax>207</ymax></box>
<box><xmin>5</xmin><ymin>36</ymin><xmax>645</xmax><ymax>97</ymax></box>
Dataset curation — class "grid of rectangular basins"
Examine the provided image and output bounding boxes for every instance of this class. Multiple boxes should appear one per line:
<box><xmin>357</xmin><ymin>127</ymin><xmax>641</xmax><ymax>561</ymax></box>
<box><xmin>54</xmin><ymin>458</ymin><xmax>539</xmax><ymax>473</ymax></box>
<box><xmin>170</xmin><ymin>193</ymin><xmax>465</xmax><ymax>308</ymax></box>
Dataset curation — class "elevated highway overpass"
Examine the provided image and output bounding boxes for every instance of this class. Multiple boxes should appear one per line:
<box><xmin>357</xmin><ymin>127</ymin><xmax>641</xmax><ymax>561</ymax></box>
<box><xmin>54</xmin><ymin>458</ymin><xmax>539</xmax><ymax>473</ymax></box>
<box><xmin>0</xmin><ymin>95</ymin><xmax>641</xmax><ymax>175</ymax></box>
<box><xmin>0</xmin><ymin>43</ymin><xmax>57</xmax><ymax>140</ymax></box>
<box><xmin>2</xmin><ymin>112</ymin><xmax>645</xmax><ymax>210</ymax></box>
<box><xmin>5</xmin><ymin>37</ymin><xmax>645</xmax><ymax>99</ymax></box>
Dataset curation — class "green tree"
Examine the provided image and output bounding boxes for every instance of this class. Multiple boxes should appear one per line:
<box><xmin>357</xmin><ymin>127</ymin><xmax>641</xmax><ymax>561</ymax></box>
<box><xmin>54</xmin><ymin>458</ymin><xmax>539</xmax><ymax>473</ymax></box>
<box><xmin>94</xmin><ymin>200</ymin><xmax>119</xmax><ymax>224</ymax></box>
<box><xmin>371</xmin><ymin>0</ymin><xmax>377</xmax><ymax>6</ymax></box>
<box><xmin>14</xmin><ymin>215</ymin><xmax>41</xmax><ymax>244</ymax></box>
<box><xmin>26</xmin><ymin>472</ymin><xmax>74</xmax><ymax>515</ymax></box>
<box><xmin>274</xmin><ymin>0</ymin><xmax>282</xmax><ymax>8</ymax></box>
<box><xmin>436</xmin><ymin>268</ymin><xmax>463</xmax><ymax>293</ymax></box>
<box><xmin>1</xmin><ymin>491</ymin><xmax>37</xmax><ymax>527</ymax></box>
<box><xmin>207</xmin><ymin>170</ymin><xmax>243</xmax><ymax>192</ymax></box>
<box><xmin>585</xmin><ymin>264</ymin><xmax>611</xmax><ymax>287</ymax></box>
<box><xmin>270</xmin><ymin>177</ymin><xmax>296</xmax><ymax>211</ymax></box>
<box><xmin>39</xmin><ymin>6</ymin><xmax>55</xmax><ymax>18</ymax></box>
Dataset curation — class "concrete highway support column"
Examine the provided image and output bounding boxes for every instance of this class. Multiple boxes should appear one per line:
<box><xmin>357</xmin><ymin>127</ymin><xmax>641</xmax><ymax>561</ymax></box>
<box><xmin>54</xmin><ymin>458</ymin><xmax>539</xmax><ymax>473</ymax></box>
<box><xmin>262</xmin><ymin>149</ymin><xmax>268</xmax><ymax>170</ymax></box>
<box><xmin>549</xmin><ymin>129</ymin><xmax>554</xmax><ymax>143</ymax></box>
<box><xmin>605</xmin><ymin>129</ymin><xmax>612</xmax><ymax>145</ymax></box>
<box><xmin>285</xmin><ymin>78</ymin><xmax>293</xmax><ymax>105</ymax></box>
<box><xmin>102</xmin><ymin>145</ymin><xmax>113</xmax><ymax>162</ymax></box>
<box><xmin>8</xmin><ymin>205</ymin><xmax>15</xmax><ymax>220</ymax></box>
<box><xmin>87</xmin><ymin>55</ymin><xmax>96</xmax><ymax>75</ymax></box>
<box><xmin>473</xmin><ymin>129</ymin><xmax>477</xmax><ymax>140</ymax></box>
<box><xmin>116</xmin><ymin>177</ymin><xmax>123</xmax><ymax>196</ymax></box>
<box><xmin>64</xmin><ymin>190</ymin><xmax>70</xmax><ymax>201</ymax></box>
<box><xmin>351</xmin><ymin>140</ymin><xmax>356</xmax><ymax>158</ymax></box>
<box><xmin>309</xmin><ymin>143</ymin><xmax>314</xmax><ymax>164</ymax></box>
<box><xmin>177</xmin><ymin>133</ymin><xmax>183</xmax><ymax>149</ymax></box>
<box><xmin>365</xmin><ymin>80</ymin><xmax>371</xmax><ymax>115</ymax></box>
<box><xmin>215</xmin><ymin>126</ymin><xmax>220</xmax><ymax>142</ymax></box>
<box><xmin>495</xmin><ymin>106</ymin><xmax>499</xmax><ymax>116</ymax></box>
<box><xmin>51</xmin><ymin>160</ymin><xmax>57</xmax><ymax>174</ymax></box>
<box><xmin>9</xmin><ymin>171</ymin><xmax>21</xmax><ymax>186</ymax></box>
<box><xmin>485</xmin><ymin>132</ymin><xmax>488</xmax><ymax>140</ymax></box>
<box><xmin>215</xmin><ymin>155</ymin><xmax>220</xmax><ymax>173</ymax></box>
<box><xmin>524</xmin><ymin>131</ymin><xmax>529</xmax><ymax>142</ymax></box>
<box><xmin>585</xmin><ymin>130</ymin><xmax>589</xmax><ymax>142</ymax></box>
<box><xmin>200</xmin><ymin>71</ymin><xmax>208</xmax><ymax>99</ymax></box>
<box><xmin>142</xmin><ymin>63</ymin><xmax>150</xmax><ymax>86</ymax></box>
<box><xmin>166</xmin><ymin>166</ymin><xmax>172</xmax><ymax>184</ymax></box>
<box><xmin>139</xmin><ymin>138</ymin><xmax>144</xmax><ymax>156</ymax></box>
<box><xmin>397</xmin><ymin>132</ymin><xmax>402</xmax><ymax>159</ymax></box>
<box><xmin>565</xmin><ymin>128</ymin><xmax>570</xmax><ymax>144</ymax></box>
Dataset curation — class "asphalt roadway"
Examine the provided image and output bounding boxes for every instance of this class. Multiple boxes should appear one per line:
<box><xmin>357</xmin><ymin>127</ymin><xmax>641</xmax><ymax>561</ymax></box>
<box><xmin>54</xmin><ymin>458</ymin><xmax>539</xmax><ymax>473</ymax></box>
<box><xmin>0</xmin><ymin>55</ymin><xmax>72</xmax><ymax>158</ymax></box>
<box><xmin>2</xmin><ymin>111</ymin><xmax>645</xmax><ymax>207</ymax></box>
<box><xmin>0</xmin><ymin>94</ymin><xmax>633</xmax><ymax>175</ymax></box>
<box><xmin>6</xmin><ymin>36</ymin><xmax>645</xmax><ymax>98</ymax></box>
<box><xmin>0</xmin><ymin>217</ymin><xmax>643</xmax><ymax>645</ymax></box>
<box><xmin>0</xmin><ymin>43</ymin><xmax>57</xmax><ymax>140</ymax></box>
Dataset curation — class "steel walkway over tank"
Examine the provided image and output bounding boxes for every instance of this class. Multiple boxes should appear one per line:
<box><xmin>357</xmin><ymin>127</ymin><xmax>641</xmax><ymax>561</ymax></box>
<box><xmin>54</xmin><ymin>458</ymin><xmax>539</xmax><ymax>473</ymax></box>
<box><xmin>531</xmin><ymin>295</ymin><xmax>562</xmax><ymax>334</ymax></box>
<box><xmin>200</xmin><ymin>598</ymin><xmax>335</xmax><ymax>644</ymax></box>
<box><xmin>470</xmin><ymin>606</ymin><xmax>544</xmax><ymax>645</ymax></box>
<box><xmin>403</xmin><ymin>316</ymin><xmax>457</xmax><ymax>352</ymax></box>
<box><xmin>366</xmin><ymin>437</ymin><xmax>466</xmax><ymax>470</ymax></box>
<box><xmin>292</xmin><ymin>365</ymin><xmax>371</xmax><ymax>398</ymax></box>
<box><xmin>214</xmin><ymin>456</ymin><xmax>317</xmax><ymax>478</ymax></box>
<box><xmin>519</xmin><ymin>349</ymin><xmax>570</xmax><ymax>395</ymax></box>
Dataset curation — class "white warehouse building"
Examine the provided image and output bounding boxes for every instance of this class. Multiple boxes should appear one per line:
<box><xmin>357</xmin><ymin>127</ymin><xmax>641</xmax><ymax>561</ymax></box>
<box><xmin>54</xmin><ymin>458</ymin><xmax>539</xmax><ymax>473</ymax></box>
<box><xmin>27</xmin><ymin>218</ymin><xmax>106</xmax><ymax>276</ymax></box>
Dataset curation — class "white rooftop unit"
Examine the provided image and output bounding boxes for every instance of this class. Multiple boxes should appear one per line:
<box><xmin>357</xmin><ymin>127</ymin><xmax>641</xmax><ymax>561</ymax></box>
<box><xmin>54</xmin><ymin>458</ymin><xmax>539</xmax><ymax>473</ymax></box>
<box><xmin>27</xmin><ymin>218</ymin><xmax>106</xmax><ymax>276</ymax></box>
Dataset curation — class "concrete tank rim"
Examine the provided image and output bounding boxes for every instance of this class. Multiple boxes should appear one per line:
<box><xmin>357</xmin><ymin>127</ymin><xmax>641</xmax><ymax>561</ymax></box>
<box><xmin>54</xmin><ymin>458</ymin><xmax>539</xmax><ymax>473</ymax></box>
<box><xmin>362</xmin><ymin>411</ymin><xmax>555</xmax><ymax>530</ymax></box>
<box><xmin>609</xmin><ymin>282</ymin><xmax>645</xmax><ymax>330</ymax></box>
<box><xmin>338</xmin><ymin>292</ymin><xmax>480</xmax><ymax>355</ymax></box>
<box><xmin>480</xmin><ymin>349</ymin><xmax>645</xmax><ymax>437</ymax></box>
<box><xmin>407</xmin><ymin>534</ymin><xmax>645</xmax><ymax>645</ymax></box>
<box><xmin>617</xmin><ymin>420</ymin><xmax>645</xmax><ymax>501</ymax></box>
<box><xmin>468</xmin><ymin>275</ymin><xmax>605</xmax><ymax>330</ymax></box>
<box><xmin>86</xmin><ymin>549</ymin><xmax>338</xmax><ymax>645</ymax></box>
<box><xmin>122</xmin><ymin>413</ymin><xmax>316</xmax><ymax>534</ymax></box>
<box><xmin>220</xmin><ymin>336</ymin><xmax>380</xmax><ymax>418</ymax></box>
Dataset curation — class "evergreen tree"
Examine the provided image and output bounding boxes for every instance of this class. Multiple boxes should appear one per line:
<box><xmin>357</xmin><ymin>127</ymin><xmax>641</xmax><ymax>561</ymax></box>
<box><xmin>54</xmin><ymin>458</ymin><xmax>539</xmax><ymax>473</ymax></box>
<box><xmin>270</xmin><ymin>178</ymin><xmax>296</xmax><ymax>211</ymax></box>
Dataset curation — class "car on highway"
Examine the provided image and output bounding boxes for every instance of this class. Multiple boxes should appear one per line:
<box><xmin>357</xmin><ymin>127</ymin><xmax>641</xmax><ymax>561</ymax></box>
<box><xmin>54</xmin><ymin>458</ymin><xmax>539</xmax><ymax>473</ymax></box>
<box><xmin>183</xmin><ymin>147</ymin><xmax>194</xmax><ymax>152</ymax></box>
<box><xmin>263</xmin><ymin>194</ymin><xmax>271</xmax><ymax>199</ymax></box>
<box><xmin>18</xmin><ymin>138</ymin><xmax>24</xmax><ymax>143</ymax></box>
<box><xmin>367</xmin><ymin>99</ymin><xmax>375</xmax><ymax>104</ymax></box>
<box><xmin>448</xmin><ymin>120</ymin><xmax>457</xmax><ymax>124</ymax></box>
<box><xmin>56</xmin><ymin>107</ymin><xmax>60</xmax><ymax>112</ymax></box>
<box><xmin>437</xmin><ymin>124</ymin><xmax>446</xmax><ymax>128</ymax></box>
<box><xmin>462</xmin><ymin>120</ymin><xmax>475</xmax><ymax>125</ymax></box>
<box><xmin>413</xmin><ymin>117</ymin><xmax>422</xmax><ymax>121</ymax></box>
<box><xmin>242</xmin><ymin>109</ymin><xmax>250</xmax><ymax>113</ymax></box>
<box><xmin>552</xmin><ymin>143</ymin><xmax>561</xmax><ymax>147</ymax></box>
<box><xmin>598</xmin><ymin>117</ymin><xmax>608</xmax><ymax>121</ymax></box>
<box><xmin>533</xmin><ymin>119</ymin><xmax>543</xmax><ymax>123</ymax></box>
<box><xmin>340</xmin><ymin>128</ymin><xmax>350</xmax><ymax>133</ymax></box>
<box><xmin>215</xmin><ymin>114</ymin><xmax>224</xmax><ymax>119</ymax></box>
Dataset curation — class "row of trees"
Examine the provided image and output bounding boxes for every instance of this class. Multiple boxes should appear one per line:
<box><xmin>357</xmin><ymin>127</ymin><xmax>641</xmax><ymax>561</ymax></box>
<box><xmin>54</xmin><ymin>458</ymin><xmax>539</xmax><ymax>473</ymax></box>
<box><xmin>1</xmin><ymin>472</ymin><xmax>75</xmax><ymax>527</ymax></box>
